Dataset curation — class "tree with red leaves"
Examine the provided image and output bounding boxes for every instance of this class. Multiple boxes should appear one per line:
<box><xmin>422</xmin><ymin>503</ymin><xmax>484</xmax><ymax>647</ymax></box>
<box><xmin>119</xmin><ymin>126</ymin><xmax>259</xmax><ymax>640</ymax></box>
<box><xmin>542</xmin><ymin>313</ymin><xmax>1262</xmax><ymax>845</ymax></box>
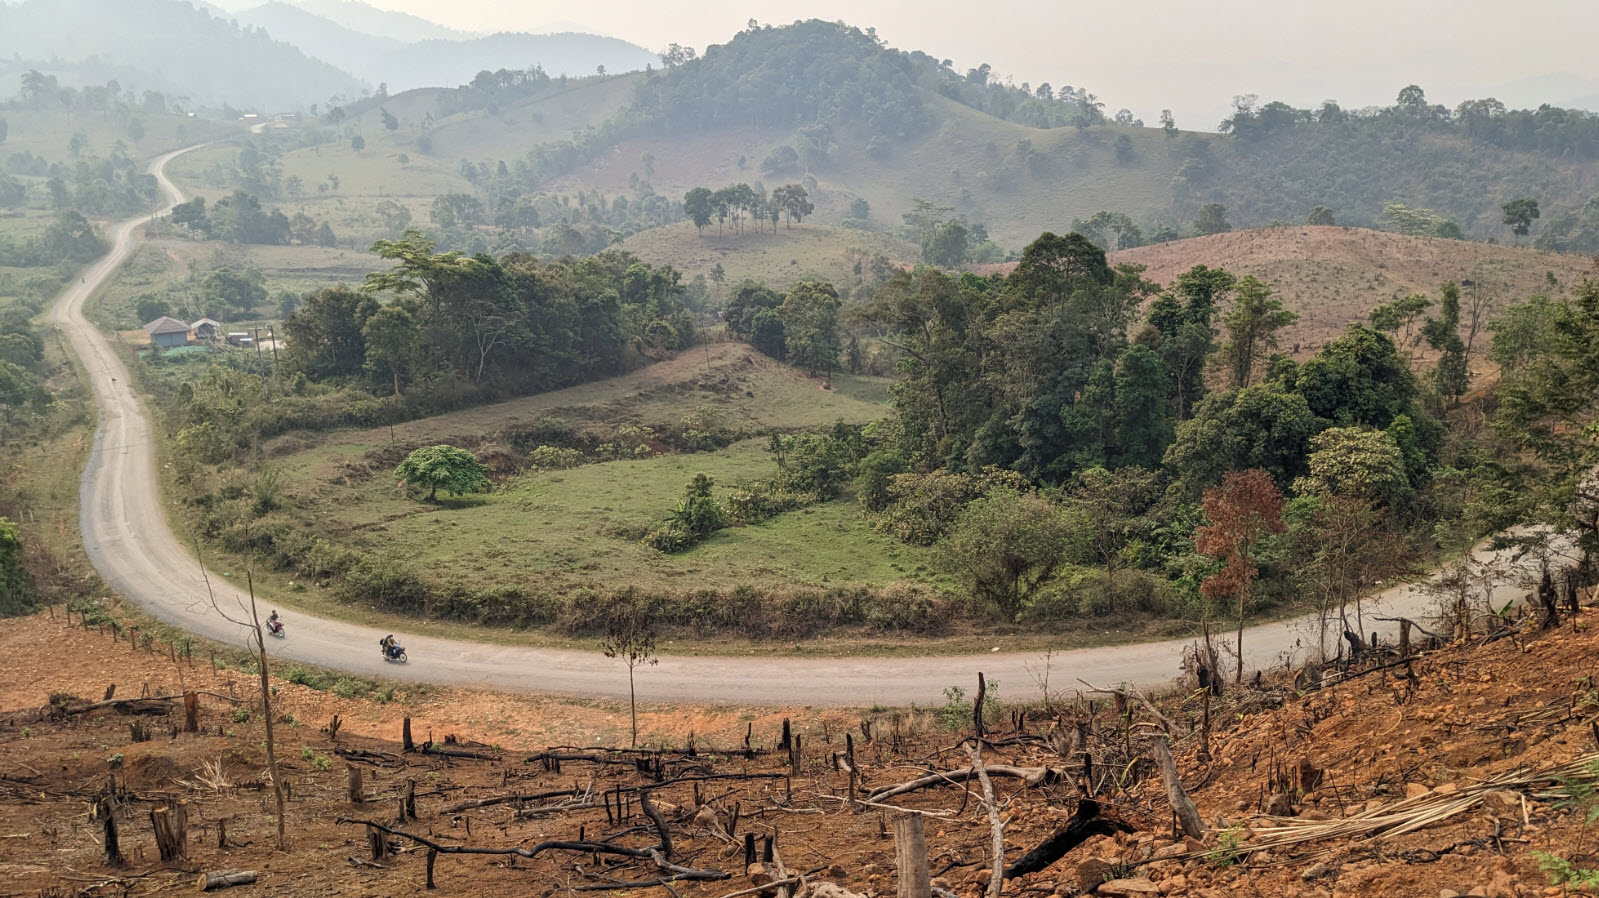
<box><xmin>1196</xmin><ymin>469</ymin><xmax>1286</xmax><ymax>684</ymax></box>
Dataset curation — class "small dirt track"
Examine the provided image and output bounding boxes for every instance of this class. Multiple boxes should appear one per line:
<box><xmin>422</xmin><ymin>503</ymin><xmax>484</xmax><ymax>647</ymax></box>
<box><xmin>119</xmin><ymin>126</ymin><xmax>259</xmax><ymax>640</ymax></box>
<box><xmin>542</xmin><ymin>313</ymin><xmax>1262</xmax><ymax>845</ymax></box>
<box><xmin>48</xmin><ymin>147</ymin><xmax>1568</xmax><ymax>707</ymax></box>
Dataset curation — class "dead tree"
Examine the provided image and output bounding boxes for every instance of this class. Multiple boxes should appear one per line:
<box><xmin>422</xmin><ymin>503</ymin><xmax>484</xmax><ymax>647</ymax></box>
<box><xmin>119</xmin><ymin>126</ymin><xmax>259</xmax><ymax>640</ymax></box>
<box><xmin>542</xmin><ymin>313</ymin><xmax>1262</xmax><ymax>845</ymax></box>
<box><xmin>183</xmin><ymin>692</ymin><xmax>199</xmax><ymax>732</ymax></box>
<box><xmin>95</xmin><ymin>793</ymin><xmax>123</xmax><ymax>866</ymax></box>
<box><xmin>964</xmin><ymin>741</ymin><xmax>1005</xmax><ymax>898</ymax></box>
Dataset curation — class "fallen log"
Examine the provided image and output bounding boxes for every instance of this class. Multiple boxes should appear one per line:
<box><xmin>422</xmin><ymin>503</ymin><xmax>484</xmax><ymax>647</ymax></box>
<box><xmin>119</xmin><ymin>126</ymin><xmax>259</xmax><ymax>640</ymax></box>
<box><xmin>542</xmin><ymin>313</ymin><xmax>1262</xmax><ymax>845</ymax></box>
<box><xmin>334</xmin><ymin>747</ymin><xmax>400</xmax><ymax>763</ymax></box>
<box><xmin>197</xmin><ymin>870</ymin><xmax>256</xmax><ymax>891</ymax></box>
<box><xmin>420</xmin><ymin>744</ymin><xmax>497</xmax><ymax>761</ymax></box>
<box><xmin>442</xmin><ymin>788</ymin><xmax>581</xmax><ymax>814</ymax></box>
<box><xmin>336</xmin><ymin>818</ymin><xmax>727</xmax><ymax>885</ymax></box>
<box><xmin>60</xmin><ymin>696</ymin><xmax>178</xmax><ymax>716</ymax></box>
<box><xmin>867</xmin><ymin>766</ymin><xmax>1058</xmax><ymax>802</ymax></box>
<box><xmin>1005</xmin><ymin>799</ymin><xmax>1134</xmax><ymax>878</ymax></box>
<box><xmin>1148</xmin><ymin>735</ymin><xmax>1203</xmax><ymax>840</ymax></box>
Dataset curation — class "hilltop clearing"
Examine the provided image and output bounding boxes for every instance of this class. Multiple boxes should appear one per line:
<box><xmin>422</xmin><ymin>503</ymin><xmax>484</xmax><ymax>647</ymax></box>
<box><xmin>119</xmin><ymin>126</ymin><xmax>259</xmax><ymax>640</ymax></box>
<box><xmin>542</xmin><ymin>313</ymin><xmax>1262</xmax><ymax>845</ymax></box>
<box><xmin>1107</xmin><ymin>226</ymin><xmax>1598</xmax><ymax>355</ymax></box>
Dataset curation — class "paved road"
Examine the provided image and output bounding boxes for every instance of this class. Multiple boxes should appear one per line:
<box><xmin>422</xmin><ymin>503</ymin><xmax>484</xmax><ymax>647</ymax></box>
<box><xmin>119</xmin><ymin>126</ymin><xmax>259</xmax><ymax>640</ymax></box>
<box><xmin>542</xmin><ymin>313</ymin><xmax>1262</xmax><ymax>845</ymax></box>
<box><xmin>49</xmin><ymin>147</ymin><xmax>1568</xmax><ymax>707</ymax></box>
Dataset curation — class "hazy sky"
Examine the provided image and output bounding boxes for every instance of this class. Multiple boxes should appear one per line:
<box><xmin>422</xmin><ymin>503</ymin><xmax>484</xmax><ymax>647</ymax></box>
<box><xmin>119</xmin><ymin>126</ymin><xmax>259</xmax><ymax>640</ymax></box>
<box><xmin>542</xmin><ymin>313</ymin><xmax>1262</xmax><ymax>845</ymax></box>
<box><xmin>337</xmin><ymin>0</ymin><xmax>1599</xmax><ymax>128</ymax></box>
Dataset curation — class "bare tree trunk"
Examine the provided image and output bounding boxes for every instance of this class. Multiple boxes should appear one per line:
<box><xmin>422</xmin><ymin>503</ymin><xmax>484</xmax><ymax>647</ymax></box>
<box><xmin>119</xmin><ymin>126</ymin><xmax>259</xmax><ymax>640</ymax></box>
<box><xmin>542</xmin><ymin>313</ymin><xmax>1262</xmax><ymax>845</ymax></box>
<box><xmin>247</xmin><ymin>573</ymin><xmax>287</xmax><ymax>851</ymax></box>
<box><xmin>628</xmin><ymin>664</ymin><xmax>638</xmax><ymax>748</ymax></box>
<box><xmin>1235</xmin><ymin>588</ymin><xmax>1246</xmax><ymax>685</ymax></box>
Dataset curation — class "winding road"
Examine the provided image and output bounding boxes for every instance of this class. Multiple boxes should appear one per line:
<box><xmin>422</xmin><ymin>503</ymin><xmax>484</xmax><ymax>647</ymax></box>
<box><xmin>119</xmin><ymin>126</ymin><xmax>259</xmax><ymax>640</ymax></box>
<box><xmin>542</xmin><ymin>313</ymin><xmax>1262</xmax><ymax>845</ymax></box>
<box><xmin>46</xmin><ymin>146</ymin><xmax>1565</xmax><ymax>707</ymax></box>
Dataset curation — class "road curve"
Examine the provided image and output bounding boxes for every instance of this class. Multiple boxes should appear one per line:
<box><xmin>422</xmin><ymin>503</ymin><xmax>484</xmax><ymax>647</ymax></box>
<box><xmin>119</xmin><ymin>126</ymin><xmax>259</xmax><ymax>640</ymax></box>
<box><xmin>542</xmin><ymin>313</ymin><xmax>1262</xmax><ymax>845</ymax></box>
<box><xmin>49</xmin><ymin>148</ymin><xmax>1565</xmax><ymax>707</ymax></box>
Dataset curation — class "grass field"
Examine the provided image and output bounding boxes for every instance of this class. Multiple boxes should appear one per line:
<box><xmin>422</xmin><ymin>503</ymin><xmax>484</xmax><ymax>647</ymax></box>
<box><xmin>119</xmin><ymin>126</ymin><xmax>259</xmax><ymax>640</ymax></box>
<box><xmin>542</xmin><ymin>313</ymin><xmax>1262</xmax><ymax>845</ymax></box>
<box><xmin>0</xmin><ymin>108</ymin><xmax>239</xmax><ymax>166</ymax></box>
<box><xmin>236</xmin><ymin>341</ymin><xmax>916</xmax><ymax>601</ymax></box>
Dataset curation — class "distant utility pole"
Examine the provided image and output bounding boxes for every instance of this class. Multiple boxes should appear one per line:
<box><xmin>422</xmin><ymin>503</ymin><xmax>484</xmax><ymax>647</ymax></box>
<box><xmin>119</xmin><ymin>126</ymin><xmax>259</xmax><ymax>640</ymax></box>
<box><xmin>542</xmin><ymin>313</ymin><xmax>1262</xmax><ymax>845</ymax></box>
<box><xmin>267</xmin><ymin>326</ymin><xmax>279</xmax><ymax>378</ymax></box>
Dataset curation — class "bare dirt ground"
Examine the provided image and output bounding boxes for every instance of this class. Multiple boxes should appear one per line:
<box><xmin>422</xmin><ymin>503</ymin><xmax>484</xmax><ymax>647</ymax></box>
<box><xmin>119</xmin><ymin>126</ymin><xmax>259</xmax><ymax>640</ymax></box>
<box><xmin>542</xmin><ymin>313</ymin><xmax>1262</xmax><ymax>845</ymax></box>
<box><xmin>6</xmin><ymin>590</ymin><xmax>1599</xmax><ymax>898</ymax></box>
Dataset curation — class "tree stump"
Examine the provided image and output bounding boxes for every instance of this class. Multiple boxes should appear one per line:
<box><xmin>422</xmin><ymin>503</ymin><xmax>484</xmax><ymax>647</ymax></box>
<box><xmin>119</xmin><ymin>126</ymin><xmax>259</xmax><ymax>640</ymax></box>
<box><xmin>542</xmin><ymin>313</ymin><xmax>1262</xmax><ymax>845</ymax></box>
<box><xmin>892</xmin><ymin>813</ymin><xmax>931</xmax><ymax>898</ymax></box>
<box><xmin>403</xmin><ymin>779</ymin><xmax>417</xmax><ymax>821</ymax></box>
<box><xmin>151</xmin><ymin>803</ymin><xmax>188</xmax><ymax>862</ymax></box>
<box><xmin>183</xmin><ymin>692</ymin><xmax>199</xmax><ymax>733</ymax></box>
<box><xmin>367</xmin><ymin>824</ymin><xmax>389</xmax><ymax>861</ymax></box>
<box><xmin>348</xmin><ymin>766</ymin><xmax>363</xmax><ymax>804</ymax></box>
<box><xmin>425</xmin><ymin>848</ymin><xmax>437</xmax><ymax>890</ymax></box>
<box><xmin>197</xmin><ymin>870</ymin><xmax>256</xmax><ymax>891</ymax></box>
<box><xmin>402</xmin><ymin>717</ymin><xmax>415</xmax><ymax>753</ymax></box>
<box><xmin>96</xmin><ymin>795</ymin><xmax>123</xmax><ymax>866</ymax></box>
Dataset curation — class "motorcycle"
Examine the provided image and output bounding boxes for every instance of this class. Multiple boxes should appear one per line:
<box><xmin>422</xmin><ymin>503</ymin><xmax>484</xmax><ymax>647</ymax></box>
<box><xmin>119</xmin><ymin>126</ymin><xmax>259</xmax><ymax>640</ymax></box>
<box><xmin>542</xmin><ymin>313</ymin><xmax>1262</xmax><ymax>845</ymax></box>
<box><xmin>266</xmin><ymin>619</ymin><xmax>285</xmax><ymax>638</ymax></box>
<box><xmin>382</xmin><ymin>643</ymin><xmax>407</xmax><ymax>663</ymax></box>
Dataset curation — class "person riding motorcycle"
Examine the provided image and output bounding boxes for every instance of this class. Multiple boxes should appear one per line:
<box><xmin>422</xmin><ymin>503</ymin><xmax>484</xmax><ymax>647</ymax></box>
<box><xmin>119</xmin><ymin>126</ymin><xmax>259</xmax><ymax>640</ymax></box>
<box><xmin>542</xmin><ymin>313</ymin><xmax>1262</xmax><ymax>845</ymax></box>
<box><xmin>380</xmin><ymin>634</ymin><xmax>397</xmax><ymax>658</ymax></box>
<box><xmin>267</xmin><ymin>610</ymin><xmax>283</xmax><ymax>635</ymax></box>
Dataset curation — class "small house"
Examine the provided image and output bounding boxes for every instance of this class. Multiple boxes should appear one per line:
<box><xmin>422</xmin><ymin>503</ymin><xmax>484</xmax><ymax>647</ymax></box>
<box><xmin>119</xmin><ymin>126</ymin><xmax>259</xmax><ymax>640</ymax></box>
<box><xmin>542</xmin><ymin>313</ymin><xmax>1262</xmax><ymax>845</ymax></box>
<box><xmin>143</xmin><ymin>316</ymin><xmax>191</xmax><ymax>349</ymax></box>
<box><xmin>226</xmin><ymin>332</ymin><xmax>254</xmax><ymax>348</ymax></box>
<box><xmin>191</xmin><ymin>318</ymin><xmax>222</xmax><ymax>341</ymax></box>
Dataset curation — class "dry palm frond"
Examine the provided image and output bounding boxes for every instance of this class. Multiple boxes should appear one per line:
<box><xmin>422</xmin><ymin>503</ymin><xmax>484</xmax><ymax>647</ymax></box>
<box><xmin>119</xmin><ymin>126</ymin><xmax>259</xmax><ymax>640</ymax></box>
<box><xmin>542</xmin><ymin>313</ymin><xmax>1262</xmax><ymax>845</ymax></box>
<box><xmin>1179</xmin><ymin>752</ymin><xmax>1599</xmax><ymax>859</ymax></box>
<box><xmin>179</xmin><ymin>757</ymin><xmax>232</xmax><ymax>794</ymax></box>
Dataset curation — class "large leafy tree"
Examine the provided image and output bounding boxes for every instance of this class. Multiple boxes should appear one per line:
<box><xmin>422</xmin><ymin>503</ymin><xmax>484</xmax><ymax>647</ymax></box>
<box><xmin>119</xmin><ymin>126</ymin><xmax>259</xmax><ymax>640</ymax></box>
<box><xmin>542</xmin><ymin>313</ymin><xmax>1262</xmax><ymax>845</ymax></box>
<box><xmin>1065</xmin><ymin>466</ymin><xmax>1161</xmax><ymax>606</ymax></box>
<box><xmin>394</xmin><ymin>445</ymin><xmax>491</xmax><ymax>502</ymax></box>
<box><xmin>943</xmin><ymin>489</ymin><xmax>1073</xmax><ymax>618</ymax></box>
<box><xmin>0</xmin><ymin>516</ymin><xmax>31</xmax><ymax>615</ymax></box>
<box><xmin>1218</xmin><ymin>275</ymin><xmax>1296</xmax><ymax>388</ymax></box>
<box><xmin>777</xmin><ymin>281</ymin><xmax>841</xmax><ymax>375</ymax></box>
<box><xmin>1501</xmin><ymin>197</ymin><xmax>1540</xmax><ymax>241</ymax></box>
<box><xmin>682</xmin><ymin>187</ymin><xmax>714</xmax><ymax>234</ymax></box>
<box><xmin>1195</xmin><ymin>469</ymin><xmax>1285</xmax><ymax>683</ymax></box>
<box><xmin>1492</xmin><ymin>278</ymin><xmax>1599</xmax><ymax>561</ymax></box>
<box><xmin>362</xmin><ymin>305</ymin><xmax>418</xmax><ymax>395</ymax></box>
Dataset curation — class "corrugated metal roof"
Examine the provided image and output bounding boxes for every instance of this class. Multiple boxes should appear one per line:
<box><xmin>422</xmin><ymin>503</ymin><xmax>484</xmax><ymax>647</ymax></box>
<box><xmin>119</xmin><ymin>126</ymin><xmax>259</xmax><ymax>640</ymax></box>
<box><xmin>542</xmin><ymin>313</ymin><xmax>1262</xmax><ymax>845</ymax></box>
<box><xmin>144</xmin><ymin>316</ymin><xmax>191</xmax><ymax>335</ymax></box>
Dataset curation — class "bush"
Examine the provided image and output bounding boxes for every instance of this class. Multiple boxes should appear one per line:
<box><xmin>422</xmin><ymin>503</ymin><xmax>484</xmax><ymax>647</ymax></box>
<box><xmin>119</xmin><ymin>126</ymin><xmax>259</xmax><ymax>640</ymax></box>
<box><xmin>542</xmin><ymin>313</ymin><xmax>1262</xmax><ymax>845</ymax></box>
<box><xmin>526</xmin><ymin>445</ymin><xmax>586</xmax><ymax>470</ymax></box>
<box><xmin>872</xmin><ymin>467</ymin><xmax>1029</xmax><ymax>545</ymax></box>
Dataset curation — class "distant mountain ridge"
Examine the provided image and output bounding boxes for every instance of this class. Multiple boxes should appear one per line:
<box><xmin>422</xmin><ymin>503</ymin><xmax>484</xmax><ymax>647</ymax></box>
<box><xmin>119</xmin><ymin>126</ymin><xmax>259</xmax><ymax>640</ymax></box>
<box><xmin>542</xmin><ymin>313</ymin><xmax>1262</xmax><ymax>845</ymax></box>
<box><xmin>0</xmin><ymin>0</ymin><xmax>361</xmax><ymax>109</ymax></box>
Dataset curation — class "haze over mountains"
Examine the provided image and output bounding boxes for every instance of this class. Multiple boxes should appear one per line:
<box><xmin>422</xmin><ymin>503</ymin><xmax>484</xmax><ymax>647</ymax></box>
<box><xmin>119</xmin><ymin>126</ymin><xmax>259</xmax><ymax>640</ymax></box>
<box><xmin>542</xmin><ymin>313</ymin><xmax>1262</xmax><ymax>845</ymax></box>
<box><xmin>0</xmin><ymin>0</ymin><xmax>658</xmax><ymax>109</ymax></box>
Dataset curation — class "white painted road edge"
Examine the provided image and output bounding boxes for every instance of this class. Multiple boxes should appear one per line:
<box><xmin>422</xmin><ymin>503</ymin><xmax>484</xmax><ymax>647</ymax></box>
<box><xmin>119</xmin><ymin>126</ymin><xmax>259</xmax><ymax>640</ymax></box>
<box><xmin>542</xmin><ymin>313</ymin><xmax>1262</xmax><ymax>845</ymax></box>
<box><xmin>46</xmin><ymin>146</ymin><xmax>1572</xmax><ymax>707</ymax></box>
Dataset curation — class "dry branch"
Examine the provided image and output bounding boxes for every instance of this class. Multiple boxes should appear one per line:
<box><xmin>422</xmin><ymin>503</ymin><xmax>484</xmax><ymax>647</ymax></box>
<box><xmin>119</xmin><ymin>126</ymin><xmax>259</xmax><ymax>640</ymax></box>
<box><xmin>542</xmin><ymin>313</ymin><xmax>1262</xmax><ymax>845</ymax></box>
<box><xmin>1077</xmin><ymin>680</ymin><xmax>1180</xmax><ymax>735</ymax></box>
<box><xmin>963</xmin><ymin>743</ymin><xmax>1005</xmax><ymax>898</ymax></box>
<box><xmin>867</xmin><ymin>766</ymin><xmax>1057</xmax><ymax>801</ymax></box>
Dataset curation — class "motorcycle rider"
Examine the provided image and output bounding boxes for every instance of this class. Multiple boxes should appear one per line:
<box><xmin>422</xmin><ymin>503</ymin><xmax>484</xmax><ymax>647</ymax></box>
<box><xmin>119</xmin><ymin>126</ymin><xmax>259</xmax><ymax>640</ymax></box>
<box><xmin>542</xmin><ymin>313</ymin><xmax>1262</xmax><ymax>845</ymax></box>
<box><xmin>267</xmin><ymin>610</ymin><xmax>282</xmax><ymax>634</ymax></box>
<box><xmin>380</xmin><ymin>634</ymin><xmax>395</xmax><ymax>658</ymax></box>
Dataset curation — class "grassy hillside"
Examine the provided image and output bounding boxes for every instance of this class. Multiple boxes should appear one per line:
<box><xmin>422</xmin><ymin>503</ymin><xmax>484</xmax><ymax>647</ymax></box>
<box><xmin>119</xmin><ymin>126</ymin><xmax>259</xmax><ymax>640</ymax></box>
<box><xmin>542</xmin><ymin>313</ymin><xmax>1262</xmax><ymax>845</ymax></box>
<box><xmin>218</xmin><ymin>343</ymin><xmax>924</xmax><ymax>608</ymax></box>
<box><xmin>1105</xmin><ymin>226</ymin><xmax>1599</xmax><ymax>355</ymax></box>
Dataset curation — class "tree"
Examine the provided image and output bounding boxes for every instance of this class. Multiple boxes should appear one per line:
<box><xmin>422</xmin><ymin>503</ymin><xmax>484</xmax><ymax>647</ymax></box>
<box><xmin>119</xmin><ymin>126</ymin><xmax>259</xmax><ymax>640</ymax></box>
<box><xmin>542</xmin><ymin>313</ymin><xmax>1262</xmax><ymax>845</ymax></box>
<box><xmin>773</xmin><ymin>184</ymin><xmax>814</xmax><ymax>228</ymax></box>
<box><xmin>1195</xmin><ymin>469</ymin><xmax>1285</xmax><ymax>683</ymax></box>
<box><xmin>282</xmin><ymin>286</ymin><xmax>378</xmax><ymax>380</ymax></box>
<box><xmin>362</xmin><ymin>305</ymin><xmax>417</xmax><ymax>395</ymax></box>
<box><xmin>1423</xmin><ymin>282</ymin><xmax>1468</xmax><ymax>404</ymax></box>
<box><xmin>600</xmin><ymin>600</ymin><xmax>659</xmax><ymax>747</ymax></box>
<box><xmin>202</xmin><ymin>267</ymin><xmax>268</xmax><ymax>318</ymax></box>
<box><xmin>1194</xmin><ymin>203</ymin><xmax>1230</xmax><ymax>235</ymax></box>
<box><xmin>351</xmin><ymin>135</ymin><xmax>365</xmax><ymax>151</ymax></box>
<box><xmin>776</xmin><ymin>281</ymin><xmax>841</xmax><ymax>375</ymax></box>
<box><xmin>1160</xmin><ymin>109</ymin><xmax>1176</xmax><ymax>138</ymax></box>
<box><xmin>135</xmin><ymin>296</ymin><xmax>171</xmax><ymax>324</ymax></box>
<box><xmin>379</xmin><ymin>107</ymin><xmax>399</xmax><ymax>131</ymax></box>
<box><xmin>923</xmin><ymin>220</ymin><xmax>969</xmax><ymax>267</ymax></box>
<box><xmin>1306</xmin><ymin>206</ymin><xmax>1335</xmax><ymax>226</ymax></box>
<box><xmin>0</xmin><ymin>516</ymin><xmax>31</xmax><ymax>615</ymax></box>
<box><xmin>1294</xmin><ymin>427</ymin><xmax>1409</xmax><ymax>506</ymax></box>
<box><xmin>1501</xmin><ymin>197</ymin><xmax>1540</xmax><ymax>241</ymax></box>
<box><xmin>682</xmin><ymin>187</ymin><xmax>714</xmax><ymax>234</ymax></box>
<box><xmin>1065</xmin><ymin>466</ymin><xmax>1160</xmax><ymax>607</ymax></box>
<box><xmin>943</xmin><ymin>489</ymin><xmax>1071</xmax><ymax>619</ymax></box>
<box><xmin>393</xmin><ymin>445</ymin><xmax>491</xmax><ymax>501</ymax></box>
<box><xmin>1218</xmin><ymin>276</ymin><xmax>1297</xmax><ymax>388</ymax></box>
<box><xmin>849</xmin><ymin>197</ymin><xmax>870</xmax><ymax>220</ymax></box>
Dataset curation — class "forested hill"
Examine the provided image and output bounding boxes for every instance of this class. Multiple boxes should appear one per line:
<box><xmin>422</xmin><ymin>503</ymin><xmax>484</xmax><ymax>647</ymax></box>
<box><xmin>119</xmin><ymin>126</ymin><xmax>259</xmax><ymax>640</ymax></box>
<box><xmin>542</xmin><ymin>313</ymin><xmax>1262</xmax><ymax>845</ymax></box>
<box><xmin>626</xmin><ymin>20</ymin><xmax>1108</xmax><ymax>142</ymax></box>
<box><xmin>587</xmin><ymin>21</ymin><xmax>1599</xmax><ymax>244</ymax></box>
<box><xmin>0</xmin><ymin>0</ymin><xmax>361</xmax><ymax>110</ymax></box>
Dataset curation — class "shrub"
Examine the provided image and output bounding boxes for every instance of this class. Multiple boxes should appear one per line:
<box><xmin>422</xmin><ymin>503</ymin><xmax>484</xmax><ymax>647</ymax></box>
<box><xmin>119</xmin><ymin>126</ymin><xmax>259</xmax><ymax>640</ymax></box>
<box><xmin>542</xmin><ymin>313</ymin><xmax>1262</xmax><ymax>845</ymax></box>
<box><xmin>526</xmin><ymin>445</ymin><xmax>586</xmax><ymax>470</ymax></box>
